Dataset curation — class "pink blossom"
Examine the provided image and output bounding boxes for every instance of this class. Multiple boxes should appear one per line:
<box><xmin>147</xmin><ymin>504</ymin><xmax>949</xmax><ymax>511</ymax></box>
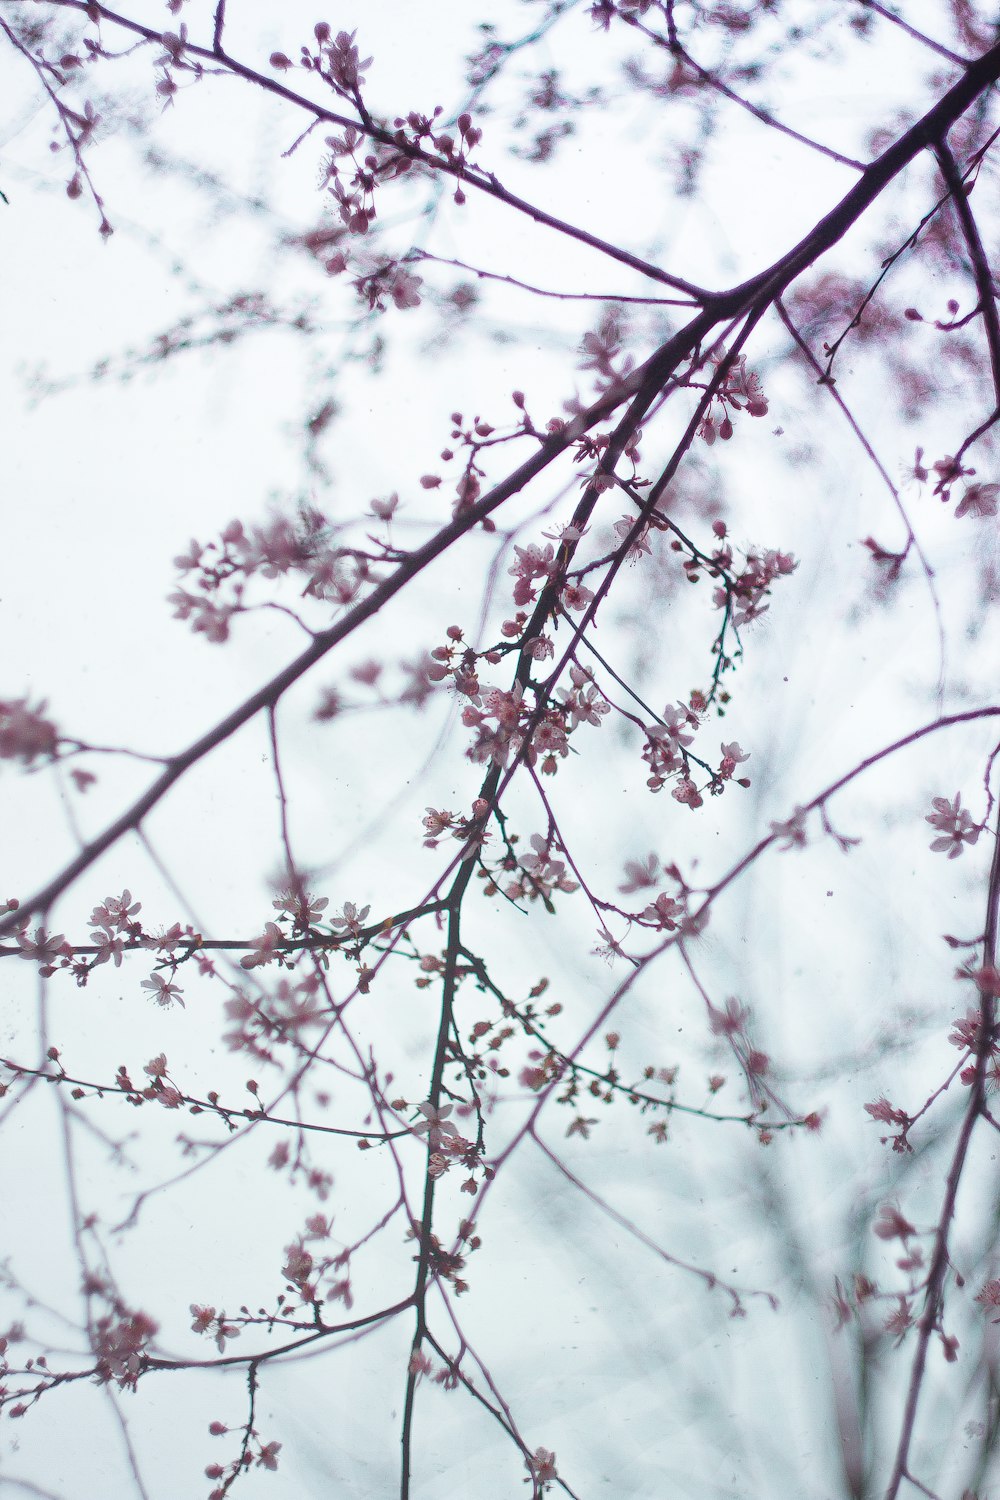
<box><xmin>770</xmin><ymin>806</ymin><xmax>808</xmax><ymax>850</ymax></box>
<box><xmin>926</xmin><ymin>794</ymin><xmax>980</xmax><ymax>858</ymax></box>
<box><xmin>257</xmin><ymin>1441</ymin><xmax>282</xmax><ymax>1471</ymax></box>
<box><xmin>660</xmin><ymin>704</ymin><xmax>696</xmax><ymax>750</ymax></box>
<box><xmin>527</xmin><ymin>1446</ymin><xmax>558</xmax><ymax>1488</ymax></box>
<box><xmin>672</xmin><ymin>777</ymin><xmax>703</xmax><ymax>810</ymax></box>
<box><xmin>641</xmin><ymin>892</ymin><xmax>683</xmax><ymax>929</ymax></box>
<box><xmin>141</xmin><ymin>972</ymin><xmax>185</xmax><ymax>1008</ymax></box>
<box><xmin>708</xmin><ymin>997</ymin><xmax>749</xmax><ymax>1037</ymax></box>
<box><xmin>329</xmin><ymin>900</ymin><xmax>371</xmax><ymax>937</ymax></box>
<box><xmin>190</xmin><ymin>1304</ymin><xmax>216</xmax><ymax>1334</ymax></box>
<box><xmin>389</xmin><ymin>268</ymin><xmax>422</xmax><ymax>309</ymax></box>
<box><xmin>411</xmin><ymin>1102</ymin><xmax>461</xmax><ymax>1151</ymax></box>
<box><xmin>369</xmin><ymin>492</ymin><xmax>400</xmax><ymax>521</ymax></box>
<box><xmin>884</xmin><ymin>1297</ymin><xmax>912</xmax><ymax>1344</ymax></box>
<box><xmin>718</xmin><ymin>741</ymin><xmax>750</xmax><ymax>779</ymax></box>
<box><xmin>975</xmin><ymin>1278</ymin><xmax>1000</xmax><ymax>1316</ymax></box>
<box><xmin>513</xmin><ymin>834</ymin><xmax>579</xmax><ymax>902</ymax></box>
<box><xmin>508</xmin><ymin>542</ymin><xmax>556</xmax><ymax>606</ymax></box>
<box><xmin>283</xmin><ymin>1244</ymin><xmax>314</xmax><ymax>1287</ymax></box>
<box><xmin>91</xmin><ymin>930</ymin><xmax>126</xmax><ymax>968</ymax></box>
<box><xmin>423</xmin><ymin>808</ymin><xmax>455</xmax><ymax>847</ymax></box>
<box><xmin>315</xmin><ymin>687</ymin><xmax>342</xmax><ymax>721</ymax></box>
<box><xmin>873</xmin><ymin>1203</ymin><xmax>916</xmax><ymax>1241</ymax></box>
<box><xmin>16</xmin><ymin>926</ymin><xmax>69</xmax><ymax>974</ymax></box>
<box><xmin>620</xmin><ymin>854</ymin><xmax>660</xmax><ymax>893</ymax></box>
<box><xmin>0</xmin><ymin>698</ymin><xmax>58</xmax><ymax>764</ymax></box>
<box><xmin>954</xmin><ymin>481</ymin><xmax>999</xmax><ymax>519</ymax></box>
<box><xmin>94</xmin><ymin>1307</ymin><xmax>158</xmax><ymax>1389</ymax></box>
<box><xmin>173</xmin><ymin>539</ymin><xmax>203</xmax><ymax>571</ymax></box>
<box><xmin>240</xmin><ymin>921</ymin><xmax>286</xmax><ymax>969</ymax></box>
<box><xmin>561</xmin><ymin>583</ymin><xmax>594</xmax><ymax>611</ymax></box>
<box><xmin>399</xmin><ymin>652</ymin><xmax>437</xmax><ymax>707</ymax></box>
<box><xmin>613</xmin><ymin>513</ymin><xmax>653</xmax><ymax>561</ymax></box>
<box><xmin>865</xmin><ymin>1095</ymin><xmax>909</xmax><ymax>1126</ymax></box>
<box><xmin>272</xmin><ymin>888</ymin><xmax>329</xmax><ymax>928</ymax></box>
<box><xmin>191</xmin><ymin>1304</ymin><xmax>240</xmax><ymax>1351</ymax></box>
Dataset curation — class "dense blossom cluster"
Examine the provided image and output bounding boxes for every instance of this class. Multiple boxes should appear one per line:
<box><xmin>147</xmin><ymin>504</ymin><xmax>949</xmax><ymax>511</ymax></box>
<box><xmin>170</xmin><ymin>513</ymin><xmax>375</xmax><ymax>641</ymax></box>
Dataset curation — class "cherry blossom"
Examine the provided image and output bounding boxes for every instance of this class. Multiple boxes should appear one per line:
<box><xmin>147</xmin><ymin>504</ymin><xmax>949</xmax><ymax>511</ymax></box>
<box><xmin>926</xmin><ymin>794</ymin><xmax>981</xmax><ymax>858</ymax></box>
<box><xmin>7</xmin><ymin>9</ymin><xmax>1000</xmax><ymax>1495</ymax></box>
<box><xmin>770</xmin><ymin>807</ymin><xmax>808</xmax><ymax>851</ymax></box>
<box><xmin>0</xmin><ymin>698</ymin><xmax>58</xmax><ymax>764</ymax></box>
<box><xmin>239</xmin><ymin>921</ymin><xmax>287</xmax><ymax>969</ymax></box>
<box><xmin>619</xmin><ymin>853</ymin><xmax>660</xmax><ymax>893</ymax></box>
<box><xmin>954</xmin><ymin>480</ymin><xmax>1000</xmax><ymax>519</ymax></box>
<box><xmin>874</xmin><ymin>1204</ymin><xmax>916</xmax><ymax>1241</ymax></box>
<box><xmin>329</xmin><ymin>901</ymin><xmax>371</xmax><ymax>937</ymax></box>
<box><xmin>708</xmin><ymin>997</ymin><xmax>750</xmax><ymax>1037</ymax></box>
<box><xmin>190</xmin><ymin>1306</ymin><xmax>240</xmax><ymax>1353</ymax></box>
<box><xmin>718</xmin><ymin>741</ymin><xmax>750</xmax><ymax>780</ymax></box>
<box><xmin>94</xmin><ymin>1306</ymin><xmax>158</xmax><ymax>1389</ymax></box>
<box><xmin>507</xmin><ymin>835</ymin><xmax>579</xmax><ymax>904</ymax></box>
<box><xmin>509</xmin><ymin>542</ymin><xmax>556</xmax><ymax>607</ymax></box>
<box><xmin>140</xmin><ymin>972</ymin><xmax>185</xmax><ymax>1008</ymax></box>
<box><xmin>272</xmin><ymin>888</ymin><xmax>329</xmax><ymax>929</ymax></box>
<box><xmin>641</xmin><ymin>892</ymin><xmax>684</xmax><ymax>930</ymax></box>
<box><xmin>526</xmin><ymin>1445</ymin><xmax>558</xmax><ymax>1489</ymax></box>
<box><xmin>15</xmin><ymin>926</ymin><xmax>69</xmax><ymax>974</ymax></box>
<box><xmin>411</xmin><ymin>1102</ymin><xmax>462</xmax><ymax>1152</ymax></box>
<box><xmin>975</xmin><ymin>1279</ymin><xmax>1000</xmax><ymax>1319</ymax></box>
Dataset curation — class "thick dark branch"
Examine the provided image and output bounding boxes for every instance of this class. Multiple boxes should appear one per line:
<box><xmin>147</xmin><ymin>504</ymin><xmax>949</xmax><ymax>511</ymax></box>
<box><xmin>718</xmin><ymin>38</ymin><xmax>1000</xmax><ymax>310</ymax></box>
<box><xmin>935</xmin><ymin>139</ymin><xmax>1000</xmax><ymax>409</ymax></box>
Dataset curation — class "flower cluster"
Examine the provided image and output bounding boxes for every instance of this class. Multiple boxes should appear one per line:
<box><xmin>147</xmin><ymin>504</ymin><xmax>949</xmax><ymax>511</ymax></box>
<box><xmin>170</xmin><ymin>512</ymin><xmax>371</xmax><ymax>643</ymax></box>
<box><xmin>15</xmin><ymin>891</ymin><xmax>206</xmax><ymax>1002</ymax></box>
<box><xmin>87</xmin><ymin>888</ymin><xmax>143</xmax><ymax>972</ymax></box>
<box><xmin>223</xmin><ymin>974</ymin><xmax>326</xmax><ymax>1059</ymax></box>
<box><xmin>422</xmin><ymin>799</ymin><xmax>490</xmax><ymax>851</ymax></box>
<box><xmin>279</xmin><ymin>1215</ymin><xmax>353</xmax><ymax>1310</ymax></box>
<box><xmin>578</xmin><ymin>309</ymin><xmax>636</xmax><ymax>398</ymax></box>
<box><xmin>714</xmin><ymin>546</ymin><xmax>797</xmax><ymax>628</ymax></box>
<box><xmin>642</xmin><ymin>702</ymin><xmax>698</xmax><ymax>793</ymax></box>
<box><xmin>409</xmin><ymin>1102</ymin><xmax>490</xmax><ymax>1188</ymax></box>
<box><xmin>352</xmin><ymin>257</ymin><xmax>423</xmax><ymax>311</ymax></box>
<box><xmin>864</xmin><ymin>1094</ymin><xmax>913</xmax><ymax>1152</ymax></box>
<box><xmin>507</xmin><ymin>540</ymin><xmax>594</xmax><ymax>615</ymax></box>
<box><xmin>93</xmin><ymin>1302</ymin><xmax>158</xmax><ymax>1390</ymax></box>
<box><xmin>270</xmin><ymin>26</ymin><xmax>482</xmax><ymax>235</ymax></box>
<box><xmin>503</xmin><ymin>834</ymin><xmax>579</xmax><ymax>906</ymax></box>
<box><xmin>190</xmin><ymin>1304</ymin><xmax>241</xmax><ymax>1353</ymax></box>
<box><xmin>706</xmin><ymin>995</ymin><xmax>771</xmax><ymax>1110</ymax></box>
<box><xmin>460</xmin><ymin>674</ymin><xmax>604</xmax><ymax>775</ymax></box>
<box><xmin>697</xmin><ymin>353</ymin><xmax>769</xmax><ymax>444</ymax></box>
<box><xmin>270</xmin><ymin>26</ymin><xmax>372</xmax><ymax>101</ymax></box>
